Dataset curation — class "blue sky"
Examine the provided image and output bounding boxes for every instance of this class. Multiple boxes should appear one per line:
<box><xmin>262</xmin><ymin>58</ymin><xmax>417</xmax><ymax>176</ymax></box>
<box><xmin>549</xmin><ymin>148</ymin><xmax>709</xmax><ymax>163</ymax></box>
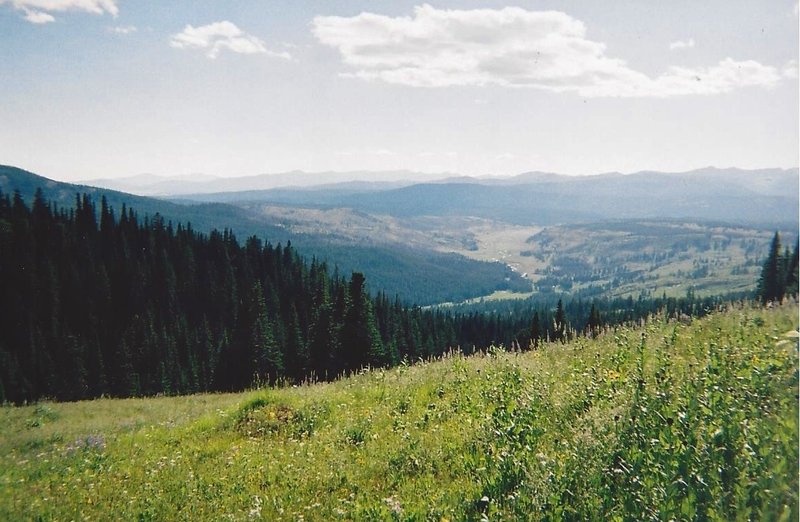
<box><xmin>1</xmin><ymin>1</ymin><xmax>797</xmax><ymax>181</ymax></box>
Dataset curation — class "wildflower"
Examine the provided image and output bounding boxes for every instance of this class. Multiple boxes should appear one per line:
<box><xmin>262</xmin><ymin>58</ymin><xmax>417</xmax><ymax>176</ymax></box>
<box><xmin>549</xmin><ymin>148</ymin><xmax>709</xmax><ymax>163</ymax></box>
<box><xmin>248</xmin><ymin>495</ymin><xmax>263</xmax><ymax>519</ymax></box>
<box><xmin>66</xmin><ymin>434</ymin><xmax>106</xmax><ymax>453</ymax></box>
<box><xmin>383</xmin><ymin>496</ymin><xmax>403</xmax><ymax>515</ymax></box>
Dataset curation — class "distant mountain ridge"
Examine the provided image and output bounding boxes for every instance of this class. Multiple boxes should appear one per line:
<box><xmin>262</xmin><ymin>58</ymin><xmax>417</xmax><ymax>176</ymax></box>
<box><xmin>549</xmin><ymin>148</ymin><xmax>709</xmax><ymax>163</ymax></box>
<box><xmin>80</xmin><ymin>170</ymin><xmax>456</xmax><ymax>196</ymax></box>
<box><xmin>81</xmin><ymin>166</ymin><xmax>798</xmax><ymax>202</ymax></box>
<box><xmin>172</xmin><ymin>167</ymin><xmax>799</xmax><ymax>227</ymax></box>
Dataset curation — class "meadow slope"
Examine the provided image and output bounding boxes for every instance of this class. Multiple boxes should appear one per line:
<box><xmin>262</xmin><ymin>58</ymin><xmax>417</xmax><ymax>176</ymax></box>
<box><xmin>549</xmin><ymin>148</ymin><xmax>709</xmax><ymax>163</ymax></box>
<box><xmin>1</xmin><ymin>304</ymin><xmax>797</xmax><ymax>520</ymax></box>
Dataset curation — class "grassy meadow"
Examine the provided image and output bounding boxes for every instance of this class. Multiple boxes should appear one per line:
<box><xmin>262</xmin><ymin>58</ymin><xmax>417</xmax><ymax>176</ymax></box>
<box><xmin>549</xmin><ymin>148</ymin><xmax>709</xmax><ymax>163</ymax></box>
<box><xmin>1</xmin><ymin>304</ymin><xmax>797</xmax><ymax>520</ymax></box>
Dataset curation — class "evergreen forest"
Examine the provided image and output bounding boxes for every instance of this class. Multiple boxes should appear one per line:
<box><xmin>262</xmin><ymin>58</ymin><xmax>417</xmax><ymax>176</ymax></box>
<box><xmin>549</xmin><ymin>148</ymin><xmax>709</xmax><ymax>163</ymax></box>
<box><xmin>0</xmin><ymin>189</ymin><xmax>794</xmax><ymax>403</ymax></box>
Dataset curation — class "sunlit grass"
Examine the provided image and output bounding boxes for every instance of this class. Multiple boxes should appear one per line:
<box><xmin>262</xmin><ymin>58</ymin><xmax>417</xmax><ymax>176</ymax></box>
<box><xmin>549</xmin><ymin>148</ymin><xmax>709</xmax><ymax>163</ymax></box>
<box><xmin>1</xmin><ymin>304</ymin><xmax>796</xmax><ymax>520</ymax></box>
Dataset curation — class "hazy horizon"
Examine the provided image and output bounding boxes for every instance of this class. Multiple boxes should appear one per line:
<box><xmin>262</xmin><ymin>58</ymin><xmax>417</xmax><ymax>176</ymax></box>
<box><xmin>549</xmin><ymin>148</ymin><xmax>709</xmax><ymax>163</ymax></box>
<box><xmin>78</xmin><ymin>164</ymin><xmax>800</xmax><ymax>188</ymax></box>
<box><xmin>6</xmin><ymin>163</ymin><xmax>799</xmax><ymax>187</ymax></box>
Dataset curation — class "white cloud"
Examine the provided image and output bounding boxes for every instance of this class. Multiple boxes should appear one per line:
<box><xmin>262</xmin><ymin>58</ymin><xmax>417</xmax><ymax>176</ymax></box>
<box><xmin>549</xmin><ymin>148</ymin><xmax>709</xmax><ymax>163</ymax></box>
<box><xmin>652</xmin><ymin>58</ymin><xmax>782</xmax><ymax>96</ymax></box>
<box><xmin>170</xmin><ymin>21</ymin><xmax>291</xmax><ymax>60</ymax></box>
<box><xmin>313</xmin><ymin>4</ymin><xmax>784</xmax><ymax>97</ymax></box>
<box><xmin>1</xmin><ymin>0</ymin><xmax>118</xmax><ymax>23</ymax></box>
<box><xmin>669</xmin><ymin>38</ymin><xmax>695</xmax><ymax>51</ymax></box>
<box><xmin>336</xmin><ymin>148</ymin><xmax>396</xmax><ymax>157</ymax></box>
<box><xmin>109</xmin><ymin>24</ymin><xmax>136</xmax><ymax>34</ymax></box>
<box><xmin>417</xmin><ymin>150</ymin><xmax>457</xmax><ymax>158</ymax></box>
<box><xmin>22</xmin><ymin>8</ymin><xmax>54</xmax><ymax>23</ymax></box>
<box><xmin>783</xmin><ymin>60</ymin><xmax>799</xmax><ymax>79</ymax></box>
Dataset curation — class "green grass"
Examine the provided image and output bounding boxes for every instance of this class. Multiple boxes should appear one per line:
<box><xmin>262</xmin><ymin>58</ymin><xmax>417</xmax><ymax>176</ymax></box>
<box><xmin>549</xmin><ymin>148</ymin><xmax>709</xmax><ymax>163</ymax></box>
<box><xmin>1</xmin><ymin>304</ymin><xmax>797</xmax><ymax>520</ymax></box>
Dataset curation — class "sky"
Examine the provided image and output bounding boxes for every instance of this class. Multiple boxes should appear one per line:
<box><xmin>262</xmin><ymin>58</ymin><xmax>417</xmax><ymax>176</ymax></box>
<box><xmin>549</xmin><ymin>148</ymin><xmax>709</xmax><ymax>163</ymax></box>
<box><xmin>0</xmin><ymin>0</ymin><xmax>798</xmax><ymax>182</ymax></box>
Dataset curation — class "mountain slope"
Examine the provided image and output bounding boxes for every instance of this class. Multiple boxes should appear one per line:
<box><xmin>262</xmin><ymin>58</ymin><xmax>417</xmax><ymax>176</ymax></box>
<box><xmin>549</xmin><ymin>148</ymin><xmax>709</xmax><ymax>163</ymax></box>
<box><xmin>0</xmin><ymin>165</ymin><xmax>286</xmax><ymax>240</ymax></box>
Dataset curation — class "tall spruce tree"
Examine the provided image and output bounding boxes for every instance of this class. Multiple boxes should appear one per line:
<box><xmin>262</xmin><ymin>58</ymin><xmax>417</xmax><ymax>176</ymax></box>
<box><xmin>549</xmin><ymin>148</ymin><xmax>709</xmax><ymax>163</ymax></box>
<box><xmin>586</xmin><ymin>303</ymin><xmax>602</xmax><ymax>336</ymax></box>
<box><xmin>529</xmin><ymin>311</ymin><xmax>541</xmax><ymax>349</ymax></box>
<box><xmin>757</xmin><ymin>232</ymin><xmax>784</xmax><ymax>304</ymax></box>
<box><xmin>340</xmin><ymin>272</ymin><xmax>386</xmax><ymax>370</ymax></box>
<box><xmin>786</xmin><ymin>241</ymin><xmax>799</xmax><ymax>297</ymax></box>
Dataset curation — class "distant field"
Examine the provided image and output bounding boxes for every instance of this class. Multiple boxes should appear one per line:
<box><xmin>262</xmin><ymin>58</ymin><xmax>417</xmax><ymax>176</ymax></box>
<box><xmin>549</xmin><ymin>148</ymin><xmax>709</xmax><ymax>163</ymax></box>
<box><xmin>443</xmin><ymin>220</ymin><xmax>795</xmax><ymax>301</ymax></box>
<box><xmin>2</xmin><ymin>304</ymin><xmax>796</xmax><ymax>520</ymax></box>
<box><xmin>523</xmin><ymin>221</ymin><xmax>794</xmax><ymax>299</ymax></box>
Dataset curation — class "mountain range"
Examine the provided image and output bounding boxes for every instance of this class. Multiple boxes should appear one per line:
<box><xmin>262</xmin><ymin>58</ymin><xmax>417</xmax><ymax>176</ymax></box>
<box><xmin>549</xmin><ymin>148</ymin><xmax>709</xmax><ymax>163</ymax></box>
<box><xmin>80</xmin><ymin>170</ymin><xmax>454</xmax><ymax>196</ymax></box>
<box><xmin>169</xmin><ymin>167</ymin><xmax>798</xmax><ymax>227</ymax></box>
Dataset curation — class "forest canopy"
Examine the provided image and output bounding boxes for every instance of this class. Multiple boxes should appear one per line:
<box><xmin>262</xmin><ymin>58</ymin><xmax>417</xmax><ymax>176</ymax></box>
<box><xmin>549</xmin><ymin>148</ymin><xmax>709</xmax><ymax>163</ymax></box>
<box><xmin>0</xmin><ymin>189</ymin><xmax>767</xmax><ymax>403</ymax></box>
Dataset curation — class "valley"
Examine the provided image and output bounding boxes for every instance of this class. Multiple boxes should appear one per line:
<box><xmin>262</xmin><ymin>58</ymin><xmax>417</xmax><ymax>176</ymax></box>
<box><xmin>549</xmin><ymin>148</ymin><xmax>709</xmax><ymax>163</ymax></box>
<box><xmin>221</xmin><ymin>198</ymin><xmax>796</xmax><ymax>305</ymax></box>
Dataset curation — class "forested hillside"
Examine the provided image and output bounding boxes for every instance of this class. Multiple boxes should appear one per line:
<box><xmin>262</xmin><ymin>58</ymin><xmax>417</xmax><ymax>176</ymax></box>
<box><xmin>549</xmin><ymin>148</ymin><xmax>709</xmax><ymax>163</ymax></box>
<box><xmin>0</xmin><ymin>189</ymin><xmax>749</xmax><ymax>403</ymax></box>
<box><xmin>0</xmin><ymin>189</ymin><xmax>440</xmax><ymax>402</ymax></box>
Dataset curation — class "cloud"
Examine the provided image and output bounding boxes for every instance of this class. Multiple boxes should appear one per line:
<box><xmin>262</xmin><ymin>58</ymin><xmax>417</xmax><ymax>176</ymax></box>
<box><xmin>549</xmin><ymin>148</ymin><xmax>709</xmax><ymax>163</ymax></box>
<box><xmin>652</xmin><ymin>58</ymin><xmax>783</xmax><ymax>96</ymax></box>
<box><xmin>336</xmin><ymin>148</ymin><xmax>396</xmax><ymax>157</ymax></box>
<box><xmin>22</xmin><ymin>8</ymin><xmax>54</xmax><ymax>23</ymax></box>
<box><xmin>313</xmin><ymin>4</ymin><xmax>784</xmax><ymax>97</ymax></box>
<box><xmin>783</xmin><ymin>60</ymin><xmax>799</xmax><ymax>79</ymax></box>
<box><xmin>109</xmin><ymin>24</ymin><xmax>136</xmax><ymax>34</ymax></box>
<box><xmin>417</xmin><ymin>151</ymin><xmax>457</xmax><ymax>158</ymax></box>
<box><xmin>170</xmin><ymin>21</ymin><xmax>291</xmax><ymax>60</ymax></box>
<box><xmin>1</xmin><ymin>0</ymin><xmax>118</xmax><ymax>23</ymax></box>
<box><xmin>669</xmin><ymin>38</ymin><xmax>695</xmax><ymax>51</ymax></box>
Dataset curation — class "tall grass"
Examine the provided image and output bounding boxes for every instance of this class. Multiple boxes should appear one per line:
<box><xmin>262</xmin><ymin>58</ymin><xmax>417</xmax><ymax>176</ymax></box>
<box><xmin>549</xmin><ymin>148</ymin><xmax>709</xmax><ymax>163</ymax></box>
<box><xmin>1</xmin><ymin>304</ymin><xmax>796</xmax><ymax>520</ymax></box>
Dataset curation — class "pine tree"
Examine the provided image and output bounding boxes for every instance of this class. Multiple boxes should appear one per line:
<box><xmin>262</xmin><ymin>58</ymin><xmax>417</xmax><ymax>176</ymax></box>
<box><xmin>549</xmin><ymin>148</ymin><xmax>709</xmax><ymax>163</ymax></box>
<box><xmin>586</xmin><ymin>303</ymin><xmax>602</xmax><ymax>336</ymax></box>
<box><xmin>340</xmin><ymin>273</ymin><xmax>385</xmax><ymax>370</ymax></box>
<box><xmin>529</xmin><ymin>311</ymin><xmax>541</xmax><ymax>349</ymax></box>
<box><xmin>786</xmin><ymin>241</ymin><xmax>799</xmax><ymax>297</ymax></box>
<box><xmin>757</xmin><ymin>232</ymin><xmax>784</xmax><ymax>304</ymax></box>
<box><xmin>252</xmin><ymin>294</ymin><xmax>282</xmax><ymax>385</ymax></box>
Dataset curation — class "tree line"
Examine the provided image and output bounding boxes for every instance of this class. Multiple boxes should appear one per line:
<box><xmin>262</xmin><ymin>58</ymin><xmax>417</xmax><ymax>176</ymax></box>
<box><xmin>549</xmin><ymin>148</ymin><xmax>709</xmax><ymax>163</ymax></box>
<box><xmin>0</xmin><ymin>189</ymin><xmax>777</xmax><ymax>404</ymax></box>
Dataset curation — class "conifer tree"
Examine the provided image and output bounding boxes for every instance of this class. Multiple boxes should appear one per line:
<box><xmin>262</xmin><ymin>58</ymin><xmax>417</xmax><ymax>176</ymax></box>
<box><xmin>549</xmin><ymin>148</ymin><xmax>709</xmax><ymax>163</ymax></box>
<box><xmin>586</xmin><ymin>303</ymin><xmax>602</xmax><ymax>336</ymax></box>
<box><xmin>340</xmin><ymin>272</ymin><xmax>385</xmax><ymax>370</ymax></box>
<box><xmin>757</xmin><ymin>232</ymin><xmax>784</xmax><ymax>303</ymax></box>
<box><xmin>786</xmin><ymin>241</ymin><xmax>799</xmax><ymax>297</ymax></box>
<box><xmin>529</xmin><ymin>311</ymin><xmax>541</xmax><ymax>349</ymax></box>
<box><xmin>251</xmin><ymin>283</ymin><xmax>283</xmax><ymax>385</ymax></box>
